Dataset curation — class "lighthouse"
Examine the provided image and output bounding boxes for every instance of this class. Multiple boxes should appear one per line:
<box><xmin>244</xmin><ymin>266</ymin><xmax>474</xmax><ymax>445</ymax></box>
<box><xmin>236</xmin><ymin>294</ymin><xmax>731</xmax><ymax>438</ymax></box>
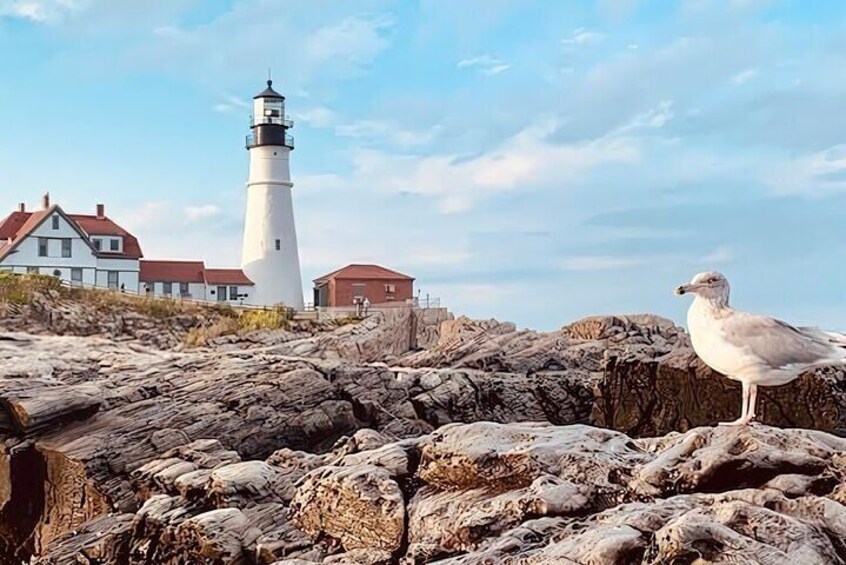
<box><xmin>241</xmin><ymin>79</ymin><xmax>304</xmax><ymax>309</ymax></box>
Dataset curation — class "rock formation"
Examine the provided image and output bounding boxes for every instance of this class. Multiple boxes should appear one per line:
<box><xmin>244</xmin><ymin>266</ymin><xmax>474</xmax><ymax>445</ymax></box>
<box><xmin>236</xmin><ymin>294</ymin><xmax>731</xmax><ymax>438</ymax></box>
<box><xmin>0</xmin><ymin>287</ymin><xmax>844</xmax><ymax>564</ymax></box>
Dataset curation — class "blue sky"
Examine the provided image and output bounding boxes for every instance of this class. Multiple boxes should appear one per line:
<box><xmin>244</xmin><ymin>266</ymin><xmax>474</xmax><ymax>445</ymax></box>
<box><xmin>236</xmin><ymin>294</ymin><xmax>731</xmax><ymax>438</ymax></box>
<box><xmin>1</xmin><ymin>0</ymin><xmax>845</xmax><ymax>330</ymax></box>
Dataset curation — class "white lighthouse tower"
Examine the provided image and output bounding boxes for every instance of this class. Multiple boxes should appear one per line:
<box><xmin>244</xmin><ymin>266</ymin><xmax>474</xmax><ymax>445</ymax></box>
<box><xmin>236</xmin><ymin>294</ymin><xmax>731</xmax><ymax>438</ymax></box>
<box><xmin>241</xmin><ymin>79</ymin><xmax>304</xmax><ymax>309</ymax></box>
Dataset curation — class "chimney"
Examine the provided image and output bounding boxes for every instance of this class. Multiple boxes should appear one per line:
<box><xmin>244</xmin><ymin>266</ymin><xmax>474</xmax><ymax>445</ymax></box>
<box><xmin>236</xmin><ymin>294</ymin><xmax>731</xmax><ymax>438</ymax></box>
<box><xmin>18</xmin><ymin>203</ymin><xmax>25</xmax><ymax>213</ymax></box>
<box><xmin>42</xmin><ymin>193</ymin><xmax>50</xmax><ymax>210</ymax></box>
<box><xmin>96</xmin><ymin>203</ymin><xmax>105</xmax><ymax>219</ymax></box>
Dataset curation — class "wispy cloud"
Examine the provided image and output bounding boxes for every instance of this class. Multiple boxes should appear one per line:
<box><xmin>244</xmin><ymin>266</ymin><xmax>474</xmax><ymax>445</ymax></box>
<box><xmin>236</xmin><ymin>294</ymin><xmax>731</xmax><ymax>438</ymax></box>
<box><xmin>561</xmin><ymin>28</ymin><xmax>604</xmax><ymax>46</ymax></box>
<box><xmin>184</xmin><ymin>204</ymin><xmax>222</xmax><ymax>223</ymax></box>
<box><xmin>0</xmin><ymin>0</ymin><xmax>81</xmax><ymax>22</ymax></box>
<box><xmin>731</xmin><ymin>67</ymin><xmax>758</xmax><ymax>85</ymax></box>
<box><xmin>456</xmin><ymin>54</ymin><xmax>511</xmax><ymax>75</ymax></box>
<box><xmin>560</xmin><ymin>246</ymin><xmax>733</xmax><ymax>272</ymax></box>
<box><xmin>213</xmin><ymin>95</ymin><xmax>251</xmax><ymax>114</ymax></box>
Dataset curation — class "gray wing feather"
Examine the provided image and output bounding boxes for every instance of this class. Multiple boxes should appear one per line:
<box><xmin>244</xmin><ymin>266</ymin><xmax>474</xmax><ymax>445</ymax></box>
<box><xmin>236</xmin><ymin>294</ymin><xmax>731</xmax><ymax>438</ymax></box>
<box><xmin>722</xmin><ymin>313</ymin><xmax>845</xmax><ymax>371</ymax></box>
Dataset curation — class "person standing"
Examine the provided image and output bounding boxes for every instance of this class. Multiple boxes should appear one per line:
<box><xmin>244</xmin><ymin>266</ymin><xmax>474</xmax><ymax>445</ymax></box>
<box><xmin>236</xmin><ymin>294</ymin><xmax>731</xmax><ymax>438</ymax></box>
<box><xmin>363</xmin><ymin>297</ymin><xmax>371</xmax><ymax>316</ymax></box>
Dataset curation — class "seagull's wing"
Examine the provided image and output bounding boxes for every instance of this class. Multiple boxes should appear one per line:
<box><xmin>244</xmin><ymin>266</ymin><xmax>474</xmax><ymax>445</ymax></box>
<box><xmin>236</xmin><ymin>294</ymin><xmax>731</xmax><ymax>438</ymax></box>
<box><xmin>720</xmin><ymin>311</ymin><xmax>846</xmax><ymax>372</ymax></box>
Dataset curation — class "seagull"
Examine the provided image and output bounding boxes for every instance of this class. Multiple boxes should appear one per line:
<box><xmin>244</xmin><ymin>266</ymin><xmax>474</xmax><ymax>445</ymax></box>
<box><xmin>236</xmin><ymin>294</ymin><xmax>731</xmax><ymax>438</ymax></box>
<box><xmin>675</xmin><ymin>271</ymin><xmax>846</xmax><ymax>425</ymax></box>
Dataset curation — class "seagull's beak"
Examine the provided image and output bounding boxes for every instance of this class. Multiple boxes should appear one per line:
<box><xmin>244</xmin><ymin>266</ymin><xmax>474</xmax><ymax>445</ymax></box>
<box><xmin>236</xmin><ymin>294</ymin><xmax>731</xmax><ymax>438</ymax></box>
<box><xmin>675</xmin><ymin>284</ymin><xmax>693</xmax><ymax>296</ymax></box>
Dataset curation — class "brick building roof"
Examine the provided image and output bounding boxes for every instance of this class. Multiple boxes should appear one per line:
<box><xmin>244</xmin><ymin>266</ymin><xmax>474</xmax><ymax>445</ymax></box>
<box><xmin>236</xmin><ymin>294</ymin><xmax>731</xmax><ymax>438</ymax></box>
<box><xmin>140</xmin><ymin>261</ymin><xmax>254</xmax><ymax>286</ymax></box>
<box><xmin>140</xmin><ymin>260</ymin><xmax>206</xmax><ymax>283</ymax></box>
<box><xmin>314</xmin><ymin>263</ymin><xmax>414</xmax><ymax>284</ymax></box>
<box><xmin>205</xmin><ymin>269</ymin><xmax>254</xmax><ymax>286</ymax></box>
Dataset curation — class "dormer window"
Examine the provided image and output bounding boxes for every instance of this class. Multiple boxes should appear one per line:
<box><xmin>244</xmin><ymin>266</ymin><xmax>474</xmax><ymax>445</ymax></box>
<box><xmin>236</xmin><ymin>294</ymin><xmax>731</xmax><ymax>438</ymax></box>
<box><xmin>51</xmin><ymin>216</ymin><xmax>59</xmax><ymax>230</ymax></box>
<box><xmin>93</xmin><ymin>238</ymin><xmax>102</xmax><ymax>251</ymax></box>
<box><xmin>110</xmin><ymin>239</ymin><xmax>119</xmax><ymax>251</ymax></box>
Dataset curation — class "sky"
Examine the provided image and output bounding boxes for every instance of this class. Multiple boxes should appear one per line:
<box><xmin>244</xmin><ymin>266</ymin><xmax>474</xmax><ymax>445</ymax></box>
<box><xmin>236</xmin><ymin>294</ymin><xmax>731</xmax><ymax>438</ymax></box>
<box><xmin>1</xmin><ymin>0</ymin><xmax>845</xmax><ymax>331</ymax></box>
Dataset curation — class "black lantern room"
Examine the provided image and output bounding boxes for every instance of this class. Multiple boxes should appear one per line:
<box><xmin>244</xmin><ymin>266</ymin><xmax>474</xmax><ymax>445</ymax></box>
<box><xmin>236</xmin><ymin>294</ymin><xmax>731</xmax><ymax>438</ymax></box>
<box><xmin>246</xmin><ymin>80</ymin><xmax>294</xmax><ymax>150</ymax></box>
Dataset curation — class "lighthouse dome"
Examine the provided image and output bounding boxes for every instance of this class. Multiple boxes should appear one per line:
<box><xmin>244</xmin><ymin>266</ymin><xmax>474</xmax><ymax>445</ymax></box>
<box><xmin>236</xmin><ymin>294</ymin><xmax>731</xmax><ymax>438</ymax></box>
<box><xmin>254</xmin><ymin>79</ymin><xmax>285</xmax><ymax>100</ymax></box>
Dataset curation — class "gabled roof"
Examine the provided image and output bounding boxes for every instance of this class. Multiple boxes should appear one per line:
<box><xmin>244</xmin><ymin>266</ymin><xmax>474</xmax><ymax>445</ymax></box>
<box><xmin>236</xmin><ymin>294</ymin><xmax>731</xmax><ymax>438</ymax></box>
<box><xmin>0</xmin><ymin>205</ymin><xmax>144</xmax><ymax>260</ymax></box>
<box><xmin>140</xmin><ymin>260</ymin><xmax>206</xmax><ymax>284</ymax></box>
<box><xmin>70</xmin><ymin>214</ymin><xmax>143</xmax><ymax>259</ymax></box>
<box><xmin>314</xmin><ymin>264</ymin><xmax>415</xmax><ymax>284</ymax></box>
<box><xmin>0</xmin><ymin>205</ymin><xmax>100</xmax><ymax>262</ymax></box>
<box><xmin>204</xmin><ymin>269</ymin><xmax>254</xmax><ymax>286</ymax></box>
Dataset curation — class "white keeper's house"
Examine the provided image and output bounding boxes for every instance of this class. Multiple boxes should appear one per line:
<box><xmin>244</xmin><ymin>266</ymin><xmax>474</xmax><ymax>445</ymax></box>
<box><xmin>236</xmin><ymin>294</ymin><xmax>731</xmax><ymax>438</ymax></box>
<box><xmin>0</xmin><ymin>195</ymin><xmax>255</xmax><ymax>305</ymax></box>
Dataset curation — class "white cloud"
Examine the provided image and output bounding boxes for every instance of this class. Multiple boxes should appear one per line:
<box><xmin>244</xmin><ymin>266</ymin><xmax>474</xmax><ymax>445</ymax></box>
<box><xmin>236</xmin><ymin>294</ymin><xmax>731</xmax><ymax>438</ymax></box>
<box><xmin>295</xmin><ymin>106</ymin><xmax>338</xmax><ymax>128</ymax></box>
<box><xmin>697</xmin><ymin>245</ymin><xmax>734</xmax><ymax>265</ymax></box>
<box><xmin>613</xmin><ymin>99</ymin><xmax>675</xmax><ymax>134</ymax></box>
<box><xmin>123</xmin><ymin>7</ymin><xmax>397</xmax><ymax>88</ymax></box>
<box><xmin>560</xmin><ymin>246</ymin><xmax>734</xmax><ymax>272</ymax></box>
<box><xmin>335</xmin><ymin>119</ymin><xmax>444</xmax><ymax>147</ymax></box>
<box><xmin>212</xmin><ymin>95</ymin><xmax>251</xmax><ymax>114</ymax></box>
<box><xmin>456</xmin><ymin>54</ymin><xmax>511</xmax><ymax>75</ymax></box>
<box><xmin>561</xmin><ymin>28</ymin><xmax>604</xmax><ymax>46</ymax></box>
<box><xmin>305</xmin><ymin>14</ymin><xmax>395</xmax><ymax>65</ymax></box>
<box><xmin>0</xmin><ymin>0</ymin><xmax>81</xmax><ymax>22</ymax></box>
<box><xmin>184</xmin><ymin>204</ymin><xmax>222</xmax><ymax>223</ymax></box>
<box><xmin>731</xmin><ymin>67</ymin><xmax>758</xmax><ymax>85</ymax></box>
<box><xmin>769</xmin><ymin>144</ymin><xmax>846</xmax><ymax>195</ymax></box>
<box><xmin>346</xmin><ymin>117</ymin><xmax>639</xmax><ymax>213</ymax></box>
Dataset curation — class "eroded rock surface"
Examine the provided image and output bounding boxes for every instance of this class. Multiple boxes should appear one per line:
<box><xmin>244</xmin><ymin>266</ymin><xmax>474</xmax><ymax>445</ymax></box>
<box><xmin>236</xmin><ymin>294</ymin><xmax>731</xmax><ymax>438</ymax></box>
<box><xmin>2</xmin><ymin>290</ymin><xmax>846</xmax><ymax>563</ymax></box>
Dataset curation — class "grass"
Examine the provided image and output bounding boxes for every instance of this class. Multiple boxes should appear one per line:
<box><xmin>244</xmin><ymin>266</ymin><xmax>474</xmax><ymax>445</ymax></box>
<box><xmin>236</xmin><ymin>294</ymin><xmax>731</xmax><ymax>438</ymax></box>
<box><xmin>1</xmin><ymin>272</ymin><xmax>301</xmax><ymax>347</ymax></box>
<box><xmin>184</xmin><ymin>305</ymin><xmax>294</xmax><ymax>347</ymax></box>
<box><xmin>0</xmin><ymin>272</ymin><xmax>62</xmax><ymax>304</ymax></box>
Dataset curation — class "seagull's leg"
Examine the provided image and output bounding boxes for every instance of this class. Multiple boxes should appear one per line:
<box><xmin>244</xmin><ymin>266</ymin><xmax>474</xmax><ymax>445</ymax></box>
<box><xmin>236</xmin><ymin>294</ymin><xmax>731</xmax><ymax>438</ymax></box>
<box><xmin>746</xmin><ymin>384</ymin><xmax>758</xmax><ymax>423</ymax></box>
<box><xmin>719</xmin><ymin>382</ymin><xmax>749</xmax><ymax>426</ymax></box>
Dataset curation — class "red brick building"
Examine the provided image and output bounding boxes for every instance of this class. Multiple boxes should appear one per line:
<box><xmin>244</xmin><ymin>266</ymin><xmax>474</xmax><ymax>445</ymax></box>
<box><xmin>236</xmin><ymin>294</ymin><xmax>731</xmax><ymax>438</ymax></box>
<box><xmin>313</xmin><ymin>264</ymin><xmax>414</xmax><ymax>307</ymax></box>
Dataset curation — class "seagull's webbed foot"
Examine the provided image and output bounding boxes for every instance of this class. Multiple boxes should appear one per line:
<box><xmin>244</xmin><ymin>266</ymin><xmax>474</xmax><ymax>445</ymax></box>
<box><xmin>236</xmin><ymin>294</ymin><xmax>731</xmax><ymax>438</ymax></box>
<box><xmin>718</xmin><ymin>417</ymin><xmax>750</xmax><ymax>426</ymax></box>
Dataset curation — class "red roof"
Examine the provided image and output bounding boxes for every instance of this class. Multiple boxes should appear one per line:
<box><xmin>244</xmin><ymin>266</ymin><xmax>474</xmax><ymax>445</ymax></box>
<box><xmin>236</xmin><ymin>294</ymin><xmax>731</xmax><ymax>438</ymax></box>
<box><xmin>140</xmin><ymin>260</ymin><xmax>206</xmax><ymax>283</ymax></box>
<box><xmin>314</xmin><ymin>264</ymin><xmax>414</xmax><ymax>284</ymax></box>
<box><xmin>0</xmin><ymin>209</ymin><xmax>51</xmax><ymax>261</ymax></box>
<box><xmin>0</xmin><ymin>211</ymin><xmax>31</xmax><ymax>241</ymax></box>
<box><xmin>70</xmin><ymin>214</ymin><xmax>144</xmax><ymax>259</ymax></box>
<box><xmin>0</xmin><ymin>205</ymin><xmax>143</xmax><ymax>260</ymax></box>
<box><xmin>204</xmin><ymin>269</ymin><xmax>254</xmax><ymax>286</ymax></box>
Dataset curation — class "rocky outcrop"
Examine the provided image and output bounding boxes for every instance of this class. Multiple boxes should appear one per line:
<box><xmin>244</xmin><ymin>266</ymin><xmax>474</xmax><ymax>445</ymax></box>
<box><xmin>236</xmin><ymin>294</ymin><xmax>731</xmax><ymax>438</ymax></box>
<box><xmin>3</xmin><ymin>288</ymin><xmax>846</xmax><ymax>563</ymax></box>
<box><xmin>33</xmin><ymin>422</ymin><xmax>846</xmax><ymax>564</ymax></box>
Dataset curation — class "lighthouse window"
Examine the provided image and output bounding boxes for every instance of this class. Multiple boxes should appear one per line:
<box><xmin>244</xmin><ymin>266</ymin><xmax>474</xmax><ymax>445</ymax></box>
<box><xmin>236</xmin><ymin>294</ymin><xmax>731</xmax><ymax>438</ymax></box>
<box><xmin>275</xmin><ymin>239</ymin><xmax>281</xmax><ymax>251</ymax></box>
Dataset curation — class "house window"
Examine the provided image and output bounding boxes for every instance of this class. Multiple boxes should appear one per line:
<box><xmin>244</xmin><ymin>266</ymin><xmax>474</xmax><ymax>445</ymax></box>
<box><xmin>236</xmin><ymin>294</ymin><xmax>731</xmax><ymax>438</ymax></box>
<box><xmin>180</xmin><ymin>282</ymin><xmax>189</xmax><ymax>297</ymax></box>
<box><xmin>71</xmin><ymin>268</ymin><xmax>83</xmax><ymax>285</ymax></box>
<box><xmin>216</xmin><ymin>286</ymin><xmax>227</xmax><ymax>301</ymax></box>
<box><xmin>110</xmin><ymin>239</ymin><xmax>119</xmax><ymax>251</ymax></box>
<box><xmin>384</xmin><ymin>284</ymin><xmax>396</xmax><ymax>293</ymax></box>
<box><xmin>38</xmin><ymin>238</ymin><xmax>48</xmax><ymax>257</ymax></box>
<box><xmin>92</xmin><ymin>239</ymin><xmax>102</xmax><ymax>251</ymax></box>
<box><xmin>51</xmin><ymin>215</ymin><xmax>59</xmax><ymax>230</ymax></box>
<box><xmin>275</xmin><ymin>239</ymin><xmax>281</xmax><ymax>251</ymax></box>
<box><xmin>27</xmin><ymin>266</ymin><xmax>39</xmax><ymax>274</ymax></box>
<box><xmin>163</xmin><ymin>282</ymin><xmax>172</xmax><ymax>296</ymax></box>
<box><xmin>61</xmin><ymin>238</ymin><xmax>72</xmax><ymax>258</ymax></box>
<box><xmin>229</xmin><ymin>286</ymin><xmax>238</xmax><ymax>300</ymax></box>
<box><xmin>107</xmin><ymin>271</ymin><xmax>119</xmax><ymax>289</ymax></box>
